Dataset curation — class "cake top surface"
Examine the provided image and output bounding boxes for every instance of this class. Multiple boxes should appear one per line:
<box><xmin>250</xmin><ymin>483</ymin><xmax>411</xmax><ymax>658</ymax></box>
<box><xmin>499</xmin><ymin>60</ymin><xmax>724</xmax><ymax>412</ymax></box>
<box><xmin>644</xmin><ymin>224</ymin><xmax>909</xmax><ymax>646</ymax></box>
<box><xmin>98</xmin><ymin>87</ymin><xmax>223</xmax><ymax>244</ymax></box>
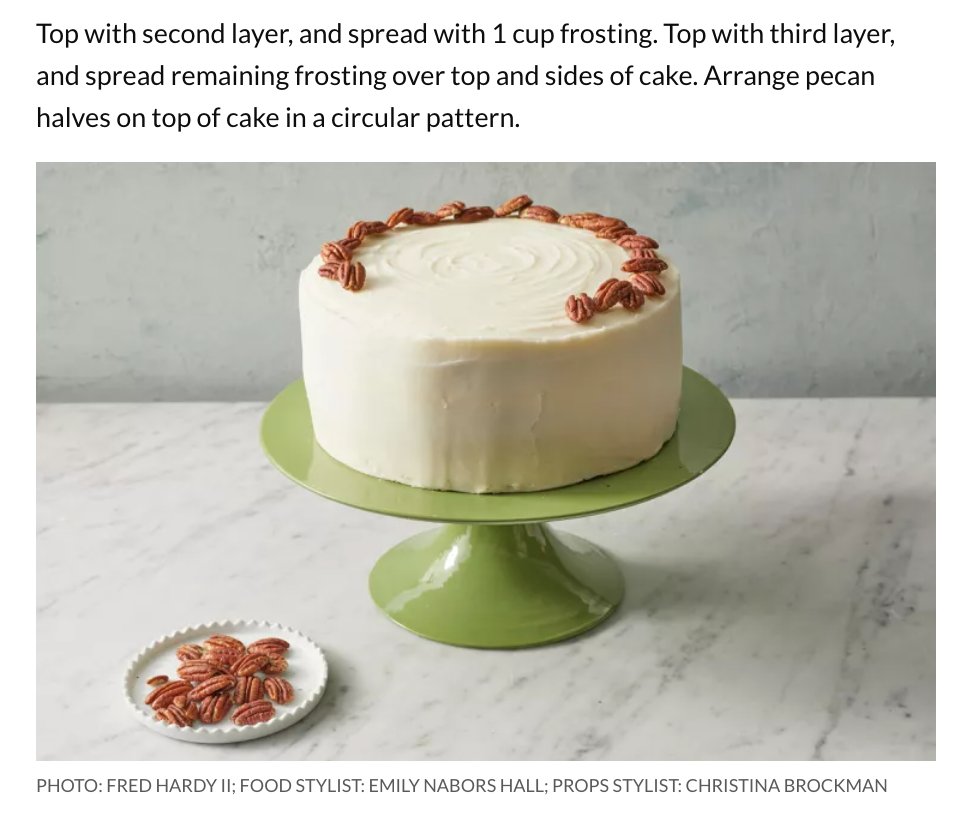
<box><xmin>301</xmin><ymin>214</ymin><xmax>679</xmax><ymax>343</ymax></box>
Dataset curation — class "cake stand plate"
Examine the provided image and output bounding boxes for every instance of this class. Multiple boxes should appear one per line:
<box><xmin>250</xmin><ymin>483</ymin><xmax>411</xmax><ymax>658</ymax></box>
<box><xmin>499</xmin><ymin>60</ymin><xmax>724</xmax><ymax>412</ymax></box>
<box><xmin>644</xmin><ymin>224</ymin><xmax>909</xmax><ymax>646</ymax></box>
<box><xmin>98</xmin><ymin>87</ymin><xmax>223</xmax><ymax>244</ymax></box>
<box><xmin>261</xmin><ymin>367</ymin><xmax>735</xmax><ymax>648</ymax></box>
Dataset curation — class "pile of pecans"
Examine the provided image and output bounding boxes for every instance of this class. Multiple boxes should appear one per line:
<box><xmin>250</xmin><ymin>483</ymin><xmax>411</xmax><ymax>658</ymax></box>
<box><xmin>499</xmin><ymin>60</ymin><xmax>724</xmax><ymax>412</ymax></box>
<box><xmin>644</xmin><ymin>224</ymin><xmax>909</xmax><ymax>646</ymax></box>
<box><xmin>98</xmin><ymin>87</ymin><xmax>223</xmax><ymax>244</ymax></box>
<box><xmin>143</xmin><ymin>634</ymin><xmax>295</xmax><ymax>728</ymax></box>
<box><xmin>317</xmin><ymin>194</ymin><xmax>669</xmax><ymax>324</ymax></box>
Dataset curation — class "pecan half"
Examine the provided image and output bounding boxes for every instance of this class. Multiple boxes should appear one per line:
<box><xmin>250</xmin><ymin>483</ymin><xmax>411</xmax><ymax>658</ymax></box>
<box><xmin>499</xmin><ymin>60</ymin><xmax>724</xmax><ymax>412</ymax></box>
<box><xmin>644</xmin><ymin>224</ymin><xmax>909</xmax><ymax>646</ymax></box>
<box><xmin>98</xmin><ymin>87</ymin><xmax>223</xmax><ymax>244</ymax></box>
<box><xmin>262</xmin><ymin>654</ymin><xmax>288</xmax><ymax>675</ymax></box>
<box><xmin>178</xmin><ymin>660</ymin><xmax>226</xmax><ymax>682</ymax></box>
<box><xmin>203</xmin><ymin>645</ymin><xmax>245</xmax><ymax>666</ymax></box>
<box><xmin>594</xmin><ymin>278</ymin><xmax>634</xmax><ymax>311</ymax></box>
<box><xmin>247</xmin><ymin>638</ymin><xmax>290</xmax><ymax>656</ymax></box>
<box><xmin>347</xmin><ymin>220</ymin><xmax>389</xmax><ymax>240</ymax></box>
<box><xmin>436</xmin><ymin>201</ymin><xmax>466</xmax><ymax>219</ymax></box>
<box><xmin>154</xmin><ymin>695</ymin><xmax>198</xmax><ymax>726</ymax></box>
<box><xmin>559</xmin><ymin>212</ymin><xmax>602</xmax><ymax>227</ymax></box>
<box><xmin>320</xmin><ymin>241</ymin><xmax>353</xmax><ymax>263</ymax></box>
<box><xmin>621</xmin><ymin>287</ymin><xmax>645</xmax><ymax>310</ymax></box>
<box><xmin>231</xmin><ymin>700</ymin><xmax>276</xmax><ymax>727</ymax></box>
<box><xmin>565</xmin><ymin>293</ymin><xmax>596</xmax><ymax>324</ymax></box>
<box><xmin>150</xmin><ymin>685</ymin><xmax>193</xmax><ymax>711</ymax></box>
<box><xmin>629</xmin><ymin>273</ymin><xmax>665</xmax><ymax>297</ymax></box>
<box><xmin>159</xmin><ymin>705</ymin><xmax>192</xmax><ymax>728</ymax></box>
<box><xmin>337</xmin><ymin>236</ymin><xmax>361</xmax><ymax>253</ymax></box>
<box><xmin>458</xmin><ymin>206</ymin><xmax>495</xmax><ymax>223</ymax></box>
<box><xmin>386</xmin><ymin>207</ymin><xmax>414</xmax><ymax>227</ymax></box>
<box><xmin>495</xmin><ymin>194</ymin><xmax>532</xmax><ymax>217</ymax></box>
<box><xmin>175</xmin><ymin>644</ymin><xmax>203</xmax><ymax>662</ymax></box>
<box><xmin>597</xmin><ymin>225</ymin><xmax>637</xmax><ymax>240</ymax></box>
<box><xmin>203</xmin><ymin>659</ymin><xmax>234</xmax><ymax>676</ymax></box>
<box><xmin>145</xmin><ymin>679</ymin><xmax>193</xmax><ymax>709</ymax></box>
<box><xmin>594</xmin><ymin>217</ymin><xmax>629</xmax><ymax>231</ymax></box>
<box><xmin>520</xmin><ymin>206</ymin><xmax>560</xmax><ymax>223</ymax></box>
<box><xmin>326</xmin><ymin>261</ymin><xmax>351</xmax><ymax>285</ymax></box>
<box><xmin>199</xmin><ymin>691</ymin><xmax>233</xmax><ymax>725</ymax></box>
<box><xmin>363</xmin><ymin>220</ymin><xmax>390</xmax><ymax>235</ymax></box>
<box><xmin>146</xmin><ymin>675</ymin><xmax>168</xmax><ymax>687</ymax></box>
<box><xmin>170</xmin><ymin>698</ymin><xmax>199</xmax><ymax>722</ymax></box>
<box><xmin>584</xmin><ymin>220</ymin><xmax>624</xmax><ymax>237</ymax></box>
<box><xmin>234</xmin><ymin>676</ymin><xmax>265</xmax><ymax>706</ymax></box>
<box><xmin>264</xmin><ymin>677</ymin><xmax>295</xmax><ymax>705</ymax></box>
<box><xmin>622</xmin><ymin>257</ymin><xmax>667</xmax><ymax>273</ymax></box>
<box><xmin>231</xmin><ymin>653</ymin><xmax>270</xmax><ymax>677</ymax></box>
<box><xmin>339</xmin><ymin>262</ymin><xmax>366</xmax><ymax>292</ymax></box>
<box><xmin>188</xmin><ymin>674</ymin><xmax>236</xmax><ymax>701</ymax></box>
<box><xmin>204</xmin><ymin>635</ymin><xmax>245</xmax><ymax>653</ymax></box>
<box><xmin>406</xmin><ymin>211</ymin><xmax>441</xmax><ymax>226</ymax></box>
<box><xmin>573</xmin><ymin>216</ymin><xmax>626</xmax><ymax>232</ymax></box>
<box><xmin>617</xmin><ymin>235</ymin><xmax>659</xmax><ymax>250</ymax></box>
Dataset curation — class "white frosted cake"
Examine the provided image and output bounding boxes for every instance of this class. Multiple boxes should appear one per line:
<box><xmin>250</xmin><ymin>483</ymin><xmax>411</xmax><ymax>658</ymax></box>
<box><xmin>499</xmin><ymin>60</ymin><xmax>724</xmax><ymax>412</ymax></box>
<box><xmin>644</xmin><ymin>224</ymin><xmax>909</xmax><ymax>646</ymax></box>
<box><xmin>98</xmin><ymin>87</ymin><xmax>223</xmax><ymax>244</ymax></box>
<box><xmin>299</xmin><ymin>197</ymin><xmax>682</xmax><ymax>493</ymax></box>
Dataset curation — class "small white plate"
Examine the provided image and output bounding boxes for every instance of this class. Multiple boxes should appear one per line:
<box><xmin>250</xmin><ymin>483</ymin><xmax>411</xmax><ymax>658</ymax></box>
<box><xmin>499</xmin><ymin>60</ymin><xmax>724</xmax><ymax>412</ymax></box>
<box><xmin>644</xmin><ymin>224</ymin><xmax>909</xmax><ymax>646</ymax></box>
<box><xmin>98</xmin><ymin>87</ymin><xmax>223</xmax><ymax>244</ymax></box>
<box><xmin>123</xmin><ymin>619</ymin><xmax>328</xmax><ymax>744</ymax></box>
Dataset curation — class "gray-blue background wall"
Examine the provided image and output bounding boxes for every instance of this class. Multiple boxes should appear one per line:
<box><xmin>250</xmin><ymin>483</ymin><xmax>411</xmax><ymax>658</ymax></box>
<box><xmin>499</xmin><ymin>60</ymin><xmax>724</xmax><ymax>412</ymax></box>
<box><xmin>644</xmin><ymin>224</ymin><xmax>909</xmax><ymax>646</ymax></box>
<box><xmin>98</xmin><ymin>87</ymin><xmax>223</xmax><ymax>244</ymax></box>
<box><xmin>36</xmin><ymin>162</ymin><xmax>935</xmax><ymax>401</ymax></box>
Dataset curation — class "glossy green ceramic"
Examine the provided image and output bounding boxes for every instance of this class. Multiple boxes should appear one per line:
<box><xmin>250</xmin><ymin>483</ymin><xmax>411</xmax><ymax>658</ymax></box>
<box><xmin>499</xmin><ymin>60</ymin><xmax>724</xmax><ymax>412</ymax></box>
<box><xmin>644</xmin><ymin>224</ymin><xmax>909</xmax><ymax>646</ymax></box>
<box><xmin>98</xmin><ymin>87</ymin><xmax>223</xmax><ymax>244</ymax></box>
<box><xmin>261</xmin><ymin>368</ymin><xmax>735</xmax><ymax>648</ymax></box>
<box><xmin>368</xmin><ymin>524</ymin><xmax>625</xmax><ymax>648</ymax></box>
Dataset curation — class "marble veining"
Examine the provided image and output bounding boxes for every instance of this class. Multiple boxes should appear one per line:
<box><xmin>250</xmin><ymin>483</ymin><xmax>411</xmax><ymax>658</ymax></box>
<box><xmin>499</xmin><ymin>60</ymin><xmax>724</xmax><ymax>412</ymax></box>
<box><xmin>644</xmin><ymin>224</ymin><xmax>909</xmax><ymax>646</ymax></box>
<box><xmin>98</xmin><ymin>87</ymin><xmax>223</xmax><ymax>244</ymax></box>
<box><xmin>36</xmin><ymin>399</ymin><xmax>935</xmax><ymax>760</ymax></box>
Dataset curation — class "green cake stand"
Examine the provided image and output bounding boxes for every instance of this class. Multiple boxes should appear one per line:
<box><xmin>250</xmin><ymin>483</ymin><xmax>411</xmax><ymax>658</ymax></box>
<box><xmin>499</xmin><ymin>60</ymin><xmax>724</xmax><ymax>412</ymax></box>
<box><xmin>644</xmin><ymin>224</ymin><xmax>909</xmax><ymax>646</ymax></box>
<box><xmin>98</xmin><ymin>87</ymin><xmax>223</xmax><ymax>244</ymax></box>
<box><xmin>261</xmin><ymin>367</ymin><xmax>734</xmax><ymax>649</ymax></box>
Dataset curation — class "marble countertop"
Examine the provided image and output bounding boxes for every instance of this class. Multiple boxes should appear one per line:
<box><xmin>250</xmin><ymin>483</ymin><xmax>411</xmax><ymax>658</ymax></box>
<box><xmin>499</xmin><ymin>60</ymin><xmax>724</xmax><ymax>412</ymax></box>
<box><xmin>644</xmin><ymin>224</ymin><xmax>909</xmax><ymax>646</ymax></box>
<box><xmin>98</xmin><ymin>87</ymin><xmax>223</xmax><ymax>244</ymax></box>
<box><xmin>36</xmin><ymin>398</ymin><xmax>935</xmax><ymax>761</ymax></box>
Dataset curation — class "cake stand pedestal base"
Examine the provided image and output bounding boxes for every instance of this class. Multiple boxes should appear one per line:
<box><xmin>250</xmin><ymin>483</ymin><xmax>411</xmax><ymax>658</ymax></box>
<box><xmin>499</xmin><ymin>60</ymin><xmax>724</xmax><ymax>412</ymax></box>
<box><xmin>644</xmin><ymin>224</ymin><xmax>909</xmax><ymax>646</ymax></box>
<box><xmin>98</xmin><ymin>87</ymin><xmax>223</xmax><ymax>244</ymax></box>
<box><xmin>368</xmin><ymin>523</ymin><xmax>624</xmax><ymax>649</ymax></box>
<box><xmin>261</xmin><ymin>368</ymin><xmax>735</xmax><ymax>650</ymax></box>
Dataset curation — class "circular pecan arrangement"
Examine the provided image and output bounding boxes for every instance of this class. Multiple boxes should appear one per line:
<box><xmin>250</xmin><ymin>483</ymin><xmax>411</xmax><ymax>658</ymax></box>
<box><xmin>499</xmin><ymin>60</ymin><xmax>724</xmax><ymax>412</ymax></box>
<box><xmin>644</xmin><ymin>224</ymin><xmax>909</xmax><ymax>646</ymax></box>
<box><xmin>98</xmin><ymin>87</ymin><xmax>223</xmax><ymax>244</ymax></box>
<box><xmin>144</xmin><ymin>634</ymin><xmax>296</xmax><ymax>729</ymax></box>
<box><xmin>316</xmin><ymin>194</ymin><xmax>670</xmax><ymax>318</ymax></box>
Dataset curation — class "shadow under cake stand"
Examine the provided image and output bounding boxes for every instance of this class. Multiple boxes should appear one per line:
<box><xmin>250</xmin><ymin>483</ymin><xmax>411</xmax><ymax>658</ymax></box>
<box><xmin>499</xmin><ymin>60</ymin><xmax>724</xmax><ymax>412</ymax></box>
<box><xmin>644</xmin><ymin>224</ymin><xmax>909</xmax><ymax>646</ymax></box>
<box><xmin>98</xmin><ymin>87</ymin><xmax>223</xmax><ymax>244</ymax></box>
<box><xmin>261</xmin><ymin>367</ymin><xmax>735</xmax><ymax>649</ymax></box>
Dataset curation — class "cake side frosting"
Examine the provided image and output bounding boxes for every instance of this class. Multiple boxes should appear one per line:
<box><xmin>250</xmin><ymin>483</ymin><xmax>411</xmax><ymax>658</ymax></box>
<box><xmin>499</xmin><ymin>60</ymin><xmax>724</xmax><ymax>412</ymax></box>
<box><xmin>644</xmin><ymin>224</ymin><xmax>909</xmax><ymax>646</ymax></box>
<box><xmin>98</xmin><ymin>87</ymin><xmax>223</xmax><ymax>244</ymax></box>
<box><xmin>299</xmin><ymin>200</ymin><xmax>683</xmax><ymax>493</ymax></box>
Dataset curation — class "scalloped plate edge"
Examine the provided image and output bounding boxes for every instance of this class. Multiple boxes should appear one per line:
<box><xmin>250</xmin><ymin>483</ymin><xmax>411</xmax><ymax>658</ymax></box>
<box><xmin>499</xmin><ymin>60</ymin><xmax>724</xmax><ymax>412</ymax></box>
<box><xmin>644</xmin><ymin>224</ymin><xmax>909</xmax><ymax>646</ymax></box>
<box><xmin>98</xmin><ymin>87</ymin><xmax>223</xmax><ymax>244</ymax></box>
<box><xmin>122</xmin><ymin>619</ymin><xmax>328</xmax><ymax>744</ymax></box>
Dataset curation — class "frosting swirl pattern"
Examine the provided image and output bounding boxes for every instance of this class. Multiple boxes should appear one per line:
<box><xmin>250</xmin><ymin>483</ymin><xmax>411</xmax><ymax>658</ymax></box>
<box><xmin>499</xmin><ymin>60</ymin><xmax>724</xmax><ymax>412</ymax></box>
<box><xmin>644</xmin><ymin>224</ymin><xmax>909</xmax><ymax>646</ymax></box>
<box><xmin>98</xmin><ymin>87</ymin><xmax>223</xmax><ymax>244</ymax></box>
<box><xmin>304</xmin><ymin>218</ymin><xmax>678</xmax><ymax>341</ymax></box>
